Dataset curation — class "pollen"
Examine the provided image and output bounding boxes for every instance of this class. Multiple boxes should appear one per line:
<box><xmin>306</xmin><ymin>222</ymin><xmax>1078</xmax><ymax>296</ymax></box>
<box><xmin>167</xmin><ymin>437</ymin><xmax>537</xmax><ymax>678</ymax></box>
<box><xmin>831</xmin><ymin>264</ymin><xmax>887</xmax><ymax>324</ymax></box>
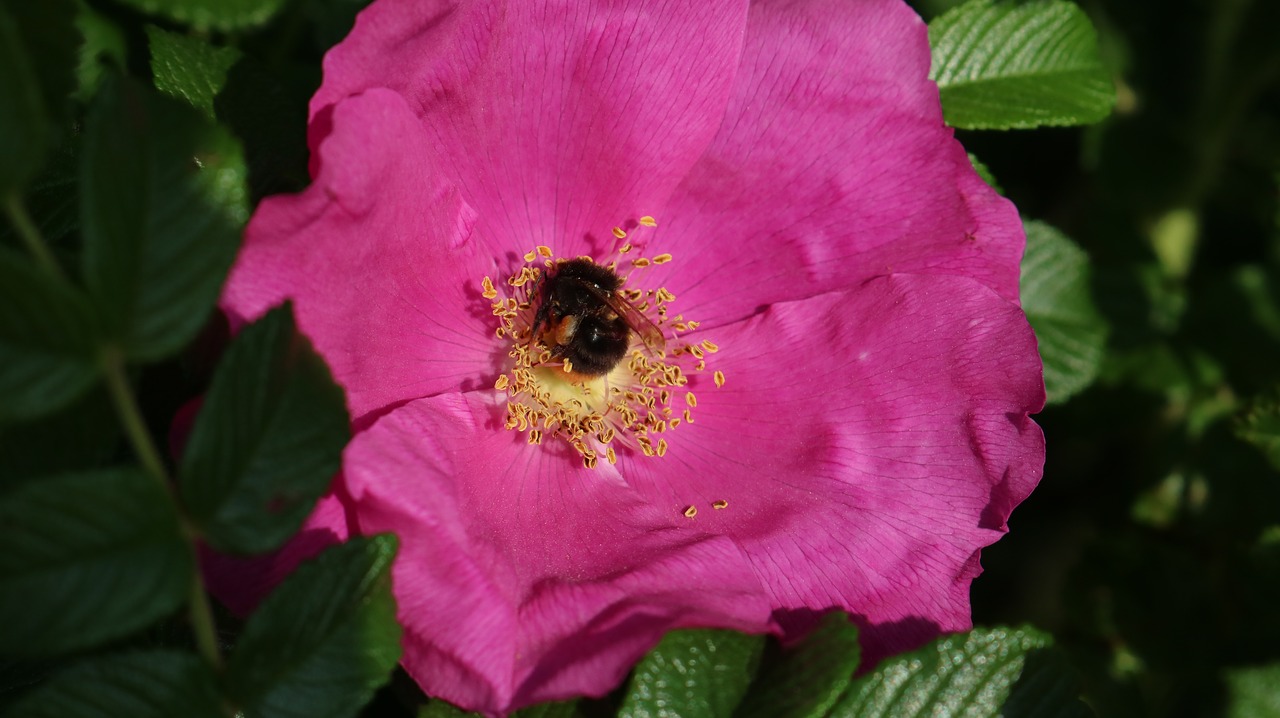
<box><xmin>483</xmin><ymin>219</ymin><xmax>723</xmax><ymax>469</ymax></box>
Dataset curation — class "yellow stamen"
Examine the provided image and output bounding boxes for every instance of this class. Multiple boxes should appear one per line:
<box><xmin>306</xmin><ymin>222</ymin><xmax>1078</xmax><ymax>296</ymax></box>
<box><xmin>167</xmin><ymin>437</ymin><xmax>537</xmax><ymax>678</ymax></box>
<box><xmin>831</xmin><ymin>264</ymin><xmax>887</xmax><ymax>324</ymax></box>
<box><xmin>712</xmin><ymin>499</ymin><xmax>728</xmax><ymax>510</ymax></box>
<box><xmin>683</xmin><ymin>505</ymin><xmax>697</xmax><ymax>518</ymax></box>
<box><xmin>713</xmin><ymin>370</ymin><xmax>725</xmax><ymax>387</ymax></box>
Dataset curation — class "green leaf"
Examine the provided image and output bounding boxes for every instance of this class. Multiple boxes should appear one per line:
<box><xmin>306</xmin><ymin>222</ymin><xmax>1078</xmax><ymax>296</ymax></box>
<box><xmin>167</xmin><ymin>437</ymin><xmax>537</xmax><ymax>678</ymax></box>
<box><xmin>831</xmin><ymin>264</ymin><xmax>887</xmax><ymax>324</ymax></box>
<box><xmin>1236</xmin><ymin>388</ymin><xmax>1280</xmax><ymax>471</ymax></box>
<box><xmin>1225</xmin><ymin>663</ymin><xmax>1280</xmax><ymax>718</ymax></box>
<box><xmin>225</xmin><ymin>535</ymin><xmax>403</xmax><ymax>718</ymax></box>
<box><xmin>0</xmin><ymin>251</ymin><xmax>100</xmax><ymax>422</ymax></box>
<box><xmin>735</xmin><ymin>613</ymin><xmax>861</xmax><ymax>718</ymax></box>
<box><xmin>0</xmin><ymin>4</ymin><xmax>51</xmax><ymax>192</ymax></box>
<box><xmin>1020</xmin><ymin>220</ymin><xmax>1107</xmax><ymax>404</ymax></box>
<box><xmin>112</xmin><ymin>0</ymin><xmax>290</xmax><ymax>32</ymax></box>
<box><xmin>180</xmin><ymin>303</ymin><xmax>349</xmax><ymax>555</ymax></box>
<box><xmin>5</xmin><ymin>651</ymin><xmax>222</xmax><ymax>718</ymax></box>
<box><xmin>968</xmin><ymin>152</ymin><xmax>1003</xmax><ymax>195</ymax></box>
<box><xmin>929</xmin><ymin>0</ymin><xmax>1115</xmax><ymax>129</ymax></box>
<box><xmin>73</xmin><ymin>2</ymin><xmax>127</xmax><ymax>103</ymax></box>
<box><xmin>620</xmin><ymin>629</ymin><xmax>765</xmax><ymax>718</ymax></box>
<box><xmin>0</xmin><ymin>388</ymin><xmax>117</xmax><ymax>491</ymax></box>
<box><xmin>418</xmin><ymin>701</ymin><xmax>482</xmax><ymax>718</ymax></box>
<box><xmin>80</xmin><ymin>74</ymin><xmax>245</xmax><ymax>362</ymax></box>
<box><xmin>833</xmin><ymin>626</ymin><xmax>1069</xmax><ymax>717</ymax></box>
<box><xmin>515</xmin><ymin>702</ymin><xmax>582</xmax><ymax>718</ymax></box>
<box><xmin>1000</xmin><ymin>645</ymin><xmax>1093</xmax><ymax>718</ymax></box>
<box><xmin>0</xmin><ymin>468</ymin><xmax>192</xmax><ymax>657</ymax></box>
<box><xmin>2</xmin><ymin>0</ymin><xmax>78</xmax><ymax>122</ymax></box>
<box><xmin>147</xmin><ymin>25</ymin><xmax>242</xmax><ymax>121</ymax></box>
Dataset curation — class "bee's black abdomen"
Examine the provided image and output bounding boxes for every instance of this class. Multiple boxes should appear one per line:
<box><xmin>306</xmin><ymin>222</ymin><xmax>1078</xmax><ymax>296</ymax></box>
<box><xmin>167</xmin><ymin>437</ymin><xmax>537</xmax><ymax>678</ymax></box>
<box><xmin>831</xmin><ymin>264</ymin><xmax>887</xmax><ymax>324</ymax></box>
<box><xmin>569</xmin><ymin>315</ymin><xmax>629</xmax><ymax>376</ymax></box>
<box><xmin>556</xmin><ymin>258</ymin><xmax>622</xmax><ymax>292</ymax></box>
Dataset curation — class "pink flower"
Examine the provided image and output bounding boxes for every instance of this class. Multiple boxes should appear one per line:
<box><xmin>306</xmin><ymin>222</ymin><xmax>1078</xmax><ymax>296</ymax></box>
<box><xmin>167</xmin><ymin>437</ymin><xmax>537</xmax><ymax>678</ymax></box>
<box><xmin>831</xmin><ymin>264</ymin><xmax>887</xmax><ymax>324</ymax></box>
<box><xmin>212</xmin><ymin>0</ymin><xmax>1044</xmax><ymax>714</ymax></box>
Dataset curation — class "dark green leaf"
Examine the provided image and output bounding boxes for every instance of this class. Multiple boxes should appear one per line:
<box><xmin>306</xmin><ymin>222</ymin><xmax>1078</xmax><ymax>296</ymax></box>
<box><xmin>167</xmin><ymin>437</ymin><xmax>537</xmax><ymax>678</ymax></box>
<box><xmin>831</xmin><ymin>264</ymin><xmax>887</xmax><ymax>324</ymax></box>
<box><xmin>73</xmin><ymin>3</ymin><xmax>127</xmax><ymax>103</ymax></box>
<box><xmin>968</xmin><ymin>152</ymin><xmax>1003</xmax><ymax>195</ymax></box>
<box><xmin>80</xmin><ymin>74</ymin><xmax>245</xmax><ymax>361</ymax></box>
<box><xmin>515</xmin><ymin>702</ymin><xmax>582</xmax><ymax>718</ymax></box>
<box><xmin>5</xmin><ymin>651</ymin><xmax>221</xmax><ymax>718</ymax></box>
<box><xmin>929</xmin><ymin>0</ymin><xmax>1115</xmax><ymax>129</ymax></box>
<box><xmin>0</xmin><ymin>468</ymin><xmax>192</xmax><ymax>656</ymax></box>
<box><xmin>179</xmin><ymin>303</ymin><xmax>349</xmax><ymax>554</ymax></box>
<box><xmin>0</xmin><ymin>251</ymin><xmax>99</xmax><ymax>422</ymax></box>
<box><xmin>0</xmin><ymin>658</ymin><xmax>61</xmax><ymax>710</ymax></box>
<box><xmin>2</xmin><ymin>0</ymin><xmax>78</xmax><ymax>122</ymax></box>
<box><xmin>225</xmin><ymin>535</ymin><xmax>403</xmax><ymax>718</ymax></box>
<box><xmin>1021</xmin><ymin>220</ymin><xmax>1108</xmax><ymax>404</ymax></box>
<box><xmin>0</xmin><ymin>4</ymin><xmax>51</xmax><ymax>192</ymax></box>
<box><xmin>620</xmin><ymin>629</ymin><xmax>765</xmax><ymax>718</ymax></box>
<box><xmin>1236</xmin><ymin>388</ymin><xmax>1280</xmax><ymax>471</ymax></box>
<box><xmin>834</xmin><ymin>626</ymin><xmax>1059</xmax><ymax>717</ymax></box>
<box><xmin>418</xmin><ymin>701</ymin><xmax>481</xmax><ymax>718</ymax></box>
<box><xmin>147</xmin><ymin>25</ymin><xmax>242</xmax><ymax>120</ymax></box>
<box><xmin>1225</xmin><ymin>662</ymin><xmax>1280</xmax><ymax>718</ymax></box>
<box><xmin>1001</xmin><ymin>645</ymin><xmax>1094</xmax><ymax>718</ymax></box>
<box><xmin>112</xmin><ymin>0</ymin><xmax>290</xmax><ymax>32</ymax></box>
<box><xmin>735</xmin><ymin>613</ymin><xmax>860</xmax><ymax>718</ymax></box>
<box><xmin>0</xmin><ymin>388</ymin><xmax>117</xmax><ymax>491</ymax></box>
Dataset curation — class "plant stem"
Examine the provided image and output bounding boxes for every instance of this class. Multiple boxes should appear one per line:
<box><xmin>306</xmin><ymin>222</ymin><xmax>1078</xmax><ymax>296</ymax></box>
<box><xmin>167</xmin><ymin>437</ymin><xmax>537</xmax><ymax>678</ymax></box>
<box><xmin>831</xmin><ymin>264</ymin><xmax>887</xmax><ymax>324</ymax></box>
<box><xmin>188</xmin><ymin>573</ymin><xmax>225</xmax><ymax>671</ymax></box>
<box><xmin>3</xmin><ymin>193</ymin><xmax>67</xmax><ymax>282</ymax></box>
<box><xmin>102</xmin><ymin>347</ymin><xmax>224</xmax><ymax>670</ymax></box>
<box><xmin>101</xmin><ymin>347</ymin><xmax>170</xmax><ymax>485</ymax></box>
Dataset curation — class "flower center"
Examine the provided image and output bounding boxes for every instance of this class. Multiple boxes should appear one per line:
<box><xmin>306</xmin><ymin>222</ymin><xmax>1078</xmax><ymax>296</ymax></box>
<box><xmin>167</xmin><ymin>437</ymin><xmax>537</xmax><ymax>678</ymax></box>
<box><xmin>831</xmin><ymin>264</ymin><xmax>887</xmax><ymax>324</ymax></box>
<box><xmin>481</xmin><ymin>217</ymin><xmax>723</xmax><ymax>469</ymax></box>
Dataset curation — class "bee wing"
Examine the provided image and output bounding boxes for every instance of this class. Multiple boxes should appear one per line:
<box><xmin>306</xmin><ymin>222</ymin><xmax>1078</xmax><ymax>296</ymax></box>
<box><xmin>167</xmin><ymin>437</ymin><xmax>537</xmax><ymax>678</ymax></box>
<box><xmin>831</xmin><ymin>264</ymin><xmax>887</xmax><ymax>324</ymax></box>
<box><xmin>590</xmin><ymin>286</ymin><xmax>667</xmax><ymax>354</ymax></box>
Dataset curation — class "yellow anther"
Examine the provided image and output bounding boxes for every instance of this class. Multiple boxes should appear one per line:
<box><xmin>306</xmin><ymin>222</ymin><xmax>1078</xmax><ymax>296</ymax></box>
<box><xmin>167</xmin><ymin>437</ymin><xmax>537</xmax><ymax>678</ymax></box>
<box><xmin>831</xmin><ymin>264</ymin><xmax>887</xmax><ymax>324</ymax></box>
<box><xmin>683</xmin><ymin>505</ymin><xmax>697</xmax><ymax>518</ymax></box>
<box><xmin>631</xmin><ymin>257</ymin><xmax>651</xmax><ymax>268</ymax></box>
<box><xmin>537</xmin><ymin>245</ymin><xmax>553</xmax><ymax>258</ymax></box>
<box><xmin>653</xmin><ymin>253</ymin><xmax>673</xmax><ymax>264</ymax></box>
<box><xmin>495</xmin><ymin>375</ymin><xmax>510</xmax><ymax>391</ymax></box>
<box><xmin>481</xmin><ymin>276</ymin><xmax>498</xmax><ymax>300</ymax></box>
<box><xmin>712</xmin><ymin>499</ymin><xmax>728</xmax><ymax>510</ymax></box>
<box><xmin>701</xmin><ymin>340</ymin><xmax>719</xmax><ymax>353</ymax></box>
<box><xmin>713</xmin><ymin>370</ymin><xmax>725</xmax><ymax>387</ymax></box>
<box><xmin>639</xmin><ymin>216</ymin><xmax>657</xmax><ymax>227</ymax></box>
<box><xmin>611</xmin><ymin>227</ymin><xmax>627</xmax><ymax>239</ymax></box>
<box><xmin>685</xmin><ymin>392</ymin><xmax>697</xmax><ymax>407</ymax></box>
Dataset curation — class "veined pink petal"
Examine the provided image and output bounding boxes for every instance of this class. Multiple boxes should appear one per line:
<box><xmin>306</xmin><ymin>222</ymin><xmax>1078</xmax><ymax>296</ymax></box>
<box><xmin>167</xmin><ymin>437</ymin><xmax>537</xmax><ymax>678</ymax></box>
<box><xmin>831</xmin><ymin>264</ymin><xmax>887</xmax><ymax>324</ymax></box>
<box><xmin>619</xmin><ymin>273</ymin><xmax>1044</xmax><ymax>659</ymax></box>
<box><xmin>311</xmin><ymin>0</ymin><xmax>751</xmax><ymax>259</ymax></box>
<box><xmin>221</xmin><ymin>89</ymin><xmax>498</xmax><ymax>420</ymax></box>
<box><xmin>644</xmin><ymin>0</ymin><xmax>1024</xmax><ymax>329</ymax></box>
<box><xmin>341</xmin><ymin>392</ymin><xmax>773</xmax><ymax>713</ymax></box>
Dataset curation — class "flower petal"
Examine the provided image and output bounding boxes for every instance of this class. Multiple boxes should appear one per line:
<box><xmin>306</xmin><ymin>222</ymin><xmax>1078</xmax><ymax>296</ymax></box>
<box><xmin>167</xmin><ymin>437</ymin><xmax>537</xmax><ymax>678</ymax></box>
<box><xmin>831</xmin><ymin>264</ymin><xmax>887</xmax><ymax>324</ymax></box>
<box><xmin>311</xmin><ymin>0</ymin><xmax>750</xmax><ymax>257</ymax></box>
<box><xmin>619</xmin><ymin>273</ymin><xmax>1044</xmax><ymax>660</ymax></box>
<box><xmin>646</xmin><ymin>0</ymin><xmax>1024</xmax><ymax>327</ymax></box>
<box><xmin>342</xmin><ymin>392</ymin><xmax>773</xmax><ymax>713</ymax></box>
<box><xmin>221</xmin><ymin>89</ymin><xmax>498</xmax><ymax>420</ymax></box>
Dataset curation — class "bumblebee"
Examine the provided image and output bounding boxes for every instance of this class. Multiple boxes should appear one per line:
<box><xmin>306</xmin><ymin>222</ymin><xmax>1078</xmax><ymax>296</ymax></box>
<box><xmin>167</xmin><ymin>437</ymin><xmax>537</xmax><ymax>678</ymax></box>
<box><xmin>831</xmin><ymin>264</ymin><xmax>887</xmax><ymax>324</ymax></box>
<box><xmin>530</xmin><ymin>258</ymin><xmax>665</xmax><ymax>376</ymax></box>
